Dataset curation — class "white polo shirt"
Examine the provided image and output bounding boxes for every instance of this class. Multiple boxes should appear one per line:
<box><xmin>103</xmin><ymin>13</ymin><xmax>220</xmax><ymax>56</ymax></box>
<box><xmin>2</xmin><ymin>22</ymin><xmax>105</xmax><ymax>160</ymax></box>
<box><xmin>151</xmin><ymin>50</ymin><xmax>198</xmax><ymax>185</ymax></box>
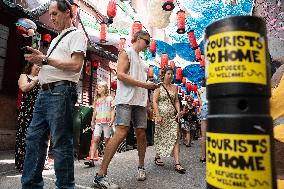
<box><xmin>38</xmin><ymin>27</ymin><xmax>87</xmax><ymax>84</ymax></box>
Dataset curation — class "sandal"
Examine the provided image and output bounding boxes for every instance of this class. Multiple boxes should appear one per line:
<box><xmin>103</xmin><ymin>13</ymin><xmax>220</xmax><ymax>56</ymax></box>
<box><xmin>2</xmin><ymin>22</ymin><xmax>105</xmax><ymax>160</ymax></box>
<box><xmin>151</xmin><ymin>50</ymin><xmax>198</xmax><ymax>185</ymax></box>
<box><xmin>175</xmin><ymin>164</ymin><xmax>186</xmax><ymax>174</ymax></box>
<box><xmin>154</xmin><ymin>157</ymin><xmax>165</xmax><ymax>166</ymax></box>
<box><xmin>84</xmin><ymin>160</ymin><xmax>95</xmax><ymax>167</ymax></box>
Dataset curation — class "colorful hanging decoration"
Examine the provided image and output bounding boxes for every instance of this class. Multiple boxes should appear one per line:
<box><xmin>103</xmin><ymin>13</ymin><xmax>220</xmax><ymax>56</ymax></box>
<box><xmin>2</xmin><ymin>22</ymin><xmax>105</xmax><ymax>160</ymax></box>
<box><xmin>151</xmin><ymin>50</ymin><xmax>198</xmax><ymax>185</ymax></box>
<box><xmin>100</xmin><ymin>23</ymin><xmax>107</xmax><ymax>43</ymax></box>
<box><xmin>160</xmin><ymin>53</ymin><xmax>168</xmax><ymax>69</ymax></box>
<box><xmin>187</xmin><ymin>30</ymin><xmax>198</xmax><ymax>50</ymax></box>
<box><xmin>162</xmin><ymin>0</ymin><xmax>175</xmax><ymax>11</ymax></box>
<box><xmin>131</xmin><ymin>21</ymin><xmax>143</xmax><ymax>43</ymax></box>
<box><xmin>148</xmin><ymin>65</ymin><xmax>154</xmax><ymax>78</ymax></box>
<box><xmin>72</xmin><ymin>4</ymin><xmax>78</xmax><ymax>25</ymax></box>
<box><xmin>186</xmin><ymin>82</ymin><xmax>192</xmax><ymax>92</ymax></box>
<box><xmin>181</xmin><ymin>90</ymin><xmax>185</xmax><ymax>97</ymax></box>
<box><xmin>15</xmin><ymin>18</ymin><xmax>37</xmax><ymax>37</ymax></box>
<box><xmin>172</xmin><ymin>43</ymin><xmax>196</xmax><ymax>62</ymax></box>
<box><xmin>195</xmin><ymin>46</ymin><xmax>202</xmax><ymax>61</ymax></box>
<box><xmin>176</xmin><ymin>67</ymin><xmax>182</xmax><ymax>80</ymax></box>
<box><xmin>42</xmin><ymin>34</ymin><xmax>52</xmax><ymax>47</ymax></box>
<box><xmin>166</xmin><ymin>0</ymin><xmax>254</xmax><ymax>43</ymax></box>
<box><xmin>182</xmin><ymin>77</ymin><xmax>187</xmax><ymax>85</ymax></box>
<box><xmin>191</xmin><ymin>84</ymin><xmax>198</xmax><ymax>93</ymax></box>
<box><xmin>176</xmin><ymin>10</ymin><xmax>186</xmax><ymax>34</ymax></box>
<box><xmin>107</xmin><ymin>0</ymin><xmax>117</xmax><ymax>24</ymax></box>
<box><xmin>170</xmin><ymin>60</ymin><xmax>175</xmax><ymax>69</ymax></box>
<box><xmin>150</xmin><ymin>40</ymin><xmax>157</xmax><ymax>57</ymax></box>
<box><xmin>200</xmin><ymin>54</ymin><xmax>205</xmax><ymax>68</ymax></box>
<box><xmin>152</xmin><ymin>65</ymin><xmax>160</xmax><ymax>79</ymax></box>
<box><xmin>118</xmin><ymin>38</ymin><xmax>126</xmax><ymax>51</ymax></box>
<box><xmin>182</xmin><ymin>64</ymin><xmax>205</xmax><ymax>86</ymax></box>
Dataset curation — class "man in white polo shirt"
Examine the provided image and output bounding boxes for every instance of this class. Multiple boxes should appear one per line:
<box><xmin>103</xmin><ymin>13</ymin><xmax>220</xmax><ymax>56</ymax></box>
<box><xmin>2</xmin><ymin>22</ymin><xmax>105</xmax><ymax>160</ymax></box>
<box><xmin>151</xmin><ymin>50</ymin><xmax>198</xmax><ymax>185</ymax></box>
<box><xmin>21</xmin><ymin>0</ymin><xmax>86</xmax><ymax>188</ymax></box>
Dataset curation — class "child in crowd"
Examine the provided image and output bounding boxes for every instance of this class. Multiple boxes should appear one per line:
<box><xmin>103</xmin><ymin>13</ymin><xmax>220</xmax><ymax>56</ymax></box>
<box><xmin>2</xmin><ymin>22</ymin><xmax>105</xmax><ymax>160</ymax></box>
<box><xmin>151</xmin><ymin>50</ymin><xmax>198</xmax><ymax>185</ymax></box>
<box><xmin>84</xmin><ymin>82</ymin><xmax>115</xmax><ymax>167</ymax></box>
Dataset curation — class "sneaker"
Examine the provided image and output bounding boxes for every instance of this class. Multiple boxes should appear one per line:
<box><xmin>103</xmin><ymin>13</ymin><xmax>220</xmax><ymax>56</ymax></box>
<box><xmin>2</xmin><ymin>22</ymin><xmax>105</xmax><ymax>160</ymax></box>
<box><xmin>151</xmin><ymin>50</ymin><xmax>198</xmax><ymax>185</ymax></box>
<box><xmin>93</xmin><ymin>174</ymin><xmax>119</xmax><ymax>189</ymax></box>
<box><xmin>137</xmin><ymin>167</ymin><xmax>146</xmax><ymax>181</ymax></box>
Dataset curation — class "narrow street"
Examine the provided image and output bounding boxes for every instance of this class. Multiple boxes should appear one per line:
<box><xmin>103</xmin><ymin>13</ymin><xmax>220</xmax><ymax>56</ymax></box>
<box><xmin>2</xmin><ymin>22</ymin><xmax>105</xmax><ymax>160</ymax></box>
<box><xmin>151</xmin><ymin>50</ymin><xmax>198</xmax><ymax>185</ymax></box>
<box><xmin>0</xmin><ymin>143</ymin><xmax>206</xmax><ymax>189</ymax></box>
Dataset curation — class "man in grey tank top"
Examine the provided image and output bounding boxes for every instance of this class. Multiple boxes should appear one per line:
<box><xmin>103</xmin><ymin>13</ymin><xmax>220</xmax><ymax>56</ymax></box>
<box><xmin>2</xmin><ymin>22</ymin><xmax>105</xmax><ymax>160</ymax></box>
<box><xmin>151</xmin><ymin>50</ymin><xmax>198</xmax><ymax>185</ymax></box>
<box><xmin>93</xmin><ymin>30</ymin><xmax>160</xmax><ymax>189</ymax></box>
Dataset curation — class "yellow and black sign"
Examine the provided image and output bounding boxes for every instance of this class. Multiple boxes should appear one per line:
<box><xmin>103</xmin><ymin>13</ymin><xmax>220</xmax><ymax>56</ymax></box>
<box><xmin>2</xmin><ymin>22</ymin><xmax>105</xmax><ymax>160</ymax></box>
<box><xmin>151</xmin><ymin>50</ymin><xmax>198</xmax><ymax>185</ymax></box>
<box><xmin>206</xmin><ymin>31</ymin><xmax>267</xmax><ymax>85</ymax></box>
<box><xmin>207</xmin><ymin>132</ymin><xmax>272</xmax><ymax>189</ymax></box>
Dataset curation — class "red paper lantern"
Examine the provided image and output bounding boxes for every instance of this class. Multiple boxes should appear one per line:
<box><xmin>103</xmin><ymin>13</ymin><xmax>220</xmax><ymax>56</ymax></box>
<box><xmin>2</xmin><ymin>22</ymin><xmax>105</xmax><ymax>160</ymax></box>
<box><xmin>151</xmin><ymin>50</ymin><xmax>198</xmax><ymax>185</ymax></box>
<box><xmin>107</xmin><ymin>0</ymin><xmax>117</xmax><ymax>24</ymax></box>
<box><xmin>118</xmin><ymin>38</ymin><xmax>126</xmax><ymax>51</ymax></box>
<box><xmin>175</xmin><ymin>67</ymin><xmax>182</xmax><ymax>80</ymax></box>
<box><xmin>72</xmin><ymin>4</ymin><xmax>78</xmax><ymax>25</ymax></box>
<box><xmin>42</xmin><ymin>34</ymin><xmax>52</xmax><ymax>47</ymax></box>
<box><xmin>92</xmin><ymin>60</ymin><xmax>99</xmax><ymax>69</ymax></box>
<box><xmin>195</xmin><ymin>47</ymin><xmax>201</xmax><ymax>61</ymax></box>
<box><xmin>131</xmin><ymin>21</ymin><xmax>143</xmax><ymax>43</ymax></box>
<box><xmin>200</xmin><ymin>55</ymin><xmax>205</xmax><ymax>67</ymax></box>
<box><xmin>162</xmin><ymin>0</ymin><xmax>175</xmax><ymax>11</ymax></box>
<box><xmin>186</xmin><ymin>82</ymin><xmax>192</xmax><ymax>92</ymax></box>
<box><xmin>150</xmin><ymin>40</ymin><xmax>156</xmax><ymax>57</ymax></box>
<box><xmin>148</xmin><ymin>65</ymin><xmax>154</xmax><ymax>78</ymax></box>
<box><xmin>111</xmin><ymin>80</ymin><xmax>117</xmax><ymax>90</ymax></box>
<box><xmin>100</xmin><ymin>23</ymin><xmax>107</xmax><ymax>43</ymax></box>
<box><xmin>182</xmin><ymin>77</ymin><xmax>187</xmax><ymax>85</ymax></box>
<box><xmin>170</xmin><ymin>60</ymin><xmax>175</xmax><ymax>69</ymax></box>
<box><xmin>161</xmin><ymin>53</ymin><xmax>168</xmax><ymax>69</ymax></box>
<box><xmin>192</xmin><ymin>84</ymin><xmax>198</xmax><ymax>93</ymax></box>
<box><xmin>187</xmin><ymin>30</ymin><xmax>198</xmax><ymax>50</ymax></box>
<box><xmin>176</xmin><ymin>10</ymin><xmax>186</xmax><ymax>34</ymax></box>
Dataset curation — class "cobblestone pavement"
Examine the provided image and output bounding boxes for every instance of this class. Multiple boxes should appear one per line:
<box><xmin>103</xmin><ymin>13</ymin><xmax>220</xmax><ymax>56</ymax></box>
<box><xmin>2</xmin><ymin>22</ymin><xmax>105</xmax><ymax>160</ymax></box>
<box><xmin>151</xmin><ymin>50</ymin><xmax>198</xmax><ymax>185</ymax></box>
<box><xmin>0</xmin><ymin>141</ymin><xmax>206</xmax><ymax>189</ymax></box>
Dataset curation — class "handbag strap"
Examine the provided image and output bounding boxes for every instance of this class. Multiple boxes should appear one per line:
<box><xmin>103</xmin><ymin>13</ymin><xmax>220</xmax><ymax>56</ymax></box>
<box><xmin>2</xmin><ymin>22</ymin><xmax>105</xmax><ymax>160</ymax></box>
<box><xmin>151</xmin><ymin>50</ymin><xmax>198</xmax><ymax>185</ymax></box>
<box><xmin>161</xmin><ymin>84</ymin><xmax>178</xmax><ymax>113</ymax></box>
<box><xmin>47</xmin><ymin>29</ymin><xmax>76</xmax><ymax>57</ymax></box>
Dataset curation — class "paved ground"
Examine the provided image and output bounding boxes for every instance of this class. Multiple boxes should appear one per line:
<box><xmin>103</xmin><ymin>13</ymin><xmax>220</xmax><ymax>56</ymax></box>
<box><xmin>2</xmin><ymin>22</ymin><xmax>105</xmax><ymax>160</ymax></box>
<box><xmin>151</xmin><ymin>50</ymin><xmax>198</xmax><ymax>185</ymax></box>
<box><xmin>0</xmin><ymin>141</ymin><xmax>206</xmax><ymax>189</ymax></box>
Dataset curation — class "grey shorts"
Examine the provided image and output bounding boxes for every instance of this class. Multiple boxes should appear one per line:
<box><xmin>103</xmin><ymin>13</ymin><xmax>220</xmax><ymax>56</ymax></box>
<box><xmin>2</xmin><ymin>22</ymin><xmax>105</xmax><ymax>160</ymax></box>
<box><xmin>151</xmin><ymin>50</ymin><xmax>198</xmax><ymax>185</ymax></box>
<box><xmin>93</xmin><ymin>123</ymin><xmax>112</xmax><ymax>138</ymax></box>
<box><xmin>115</xmin><ymin>104</ymin><xmax>147</xmax><ymax>129</ymax></box>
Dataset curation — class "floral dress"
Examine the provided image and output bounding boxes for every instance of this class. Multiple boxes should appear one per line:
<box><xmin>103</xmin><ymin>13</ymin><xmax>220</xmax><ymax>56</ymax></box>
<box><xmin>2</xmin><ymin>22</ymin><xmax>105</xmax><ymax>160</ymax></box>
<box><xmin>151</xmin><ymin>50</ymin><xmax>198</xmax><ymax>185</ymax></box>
<box><xmin>182</xmin><ymin>106</ymin><xmax>198</xmax><ymax>131</ymax></box>
<box><xmin>15</xmin><ymin>75</ymin><xmax>39</xmax><ymax>172</ymax></box>
<box><xmin>154</xmin><ymin>86</ymin><xmax>179</xmax><ymax>157</ymax></box>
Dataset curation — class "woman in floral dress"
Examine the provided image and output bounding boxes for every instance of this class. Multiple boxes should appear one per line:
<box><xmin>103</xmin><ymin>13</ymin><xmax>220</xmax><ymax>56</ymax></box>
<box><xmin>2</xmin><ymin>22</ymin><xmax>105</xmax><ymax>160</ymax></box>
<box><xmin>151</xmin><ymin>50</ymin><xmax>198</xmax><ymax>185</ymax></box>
<box><xmin>152</xmin><ymin>66</ymin><xmax>186</xmax><ymax>174</ymax></box>
<box><xmin>15</xmin><ymin>62</ymin><xmax>40</xmax><ymax>172</ymax></box>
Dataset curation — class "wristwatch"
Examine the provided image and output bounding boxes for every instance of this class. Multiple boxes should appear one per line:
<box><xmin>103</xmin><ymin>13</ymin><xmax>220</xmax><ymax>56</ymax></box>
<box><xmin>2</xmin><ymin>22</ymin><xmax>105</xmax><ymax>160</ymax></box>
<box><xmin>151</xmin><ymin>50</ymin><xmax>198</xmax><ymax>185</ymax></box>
<box><xmin>42</xmin><ymin>58</ymin><xmax>48</xmax><ymax>65</ymax></box>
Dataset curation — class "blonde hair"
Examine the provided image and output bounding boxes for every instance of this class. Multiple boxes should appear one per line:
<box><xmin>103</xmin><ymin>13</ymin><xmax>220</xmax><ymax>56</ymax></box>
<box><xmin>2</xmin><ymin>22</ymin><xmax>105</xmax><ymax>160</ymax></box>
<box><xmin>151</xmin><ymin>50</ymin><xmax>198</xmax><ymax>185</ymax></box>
<box><xmin>94</xmin><ymin>81</ymin><xmax>109</xmax><ymax>102</ymax></box>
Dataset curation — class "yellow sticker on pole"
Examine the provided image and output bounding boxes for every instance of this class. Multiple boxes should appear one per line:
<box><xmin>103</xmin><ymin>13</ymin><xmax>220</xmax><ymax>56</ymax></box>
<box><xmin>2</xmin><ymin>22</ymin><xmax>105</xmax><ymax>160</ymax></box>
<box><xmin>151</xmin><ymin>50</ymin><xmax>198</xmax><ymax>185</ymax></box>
<box><xmin>206</xmin><ymin>31</ymin><xmax>267</xmax><ymax>85</ymax></box>
<box><xmin>206</xmin><ymin>132</ymin><xmax>272</xmax><ymax>189</ymax></box>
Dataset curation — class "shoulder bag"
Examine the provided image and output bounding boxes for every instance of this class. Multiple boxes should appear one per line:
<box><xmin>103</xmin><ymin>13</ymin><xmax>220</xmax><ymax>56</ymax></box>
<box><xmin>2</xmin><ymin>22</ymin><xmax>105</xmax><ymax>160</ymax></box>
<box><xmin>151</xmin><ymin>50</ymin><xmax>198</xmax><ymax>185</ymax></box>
<box><xmin>161</xmin><ymin>84</ymin><xmax>179</xmax><ymax>123</ymax></box>
<box><xmin>47</xmin><ymin>29</ymin><xmax>76</xmax><ymax>57</ymax></box>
